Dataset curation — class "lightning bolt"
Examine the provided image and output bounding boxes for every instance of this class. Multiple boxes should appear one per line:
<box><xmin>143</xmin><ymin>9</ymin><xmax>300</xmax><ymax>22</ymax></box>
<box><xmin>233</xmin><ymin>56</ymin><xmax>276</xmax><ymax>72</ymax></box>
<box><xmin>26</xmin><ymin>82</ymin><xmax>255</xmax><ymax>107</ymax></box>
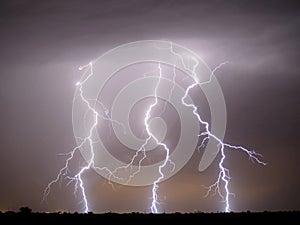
<box><xmin>43</xmin><ymin>62</ymin><xmax>119</xmax><ymax>213</ymax></box>
<box><xmin>147</xmin><ymin>63</ymin><xmax>175</xmax><ymax>213</ymax></box>
<box><xmin>106</xmin><ymin>63</ymin><xmax>175</xmax><ymax>213</ymax></box>
<box><xmin>168</xmin><ymin>42</ymin><xmax>266</xmax><ymax>212</ymax></box>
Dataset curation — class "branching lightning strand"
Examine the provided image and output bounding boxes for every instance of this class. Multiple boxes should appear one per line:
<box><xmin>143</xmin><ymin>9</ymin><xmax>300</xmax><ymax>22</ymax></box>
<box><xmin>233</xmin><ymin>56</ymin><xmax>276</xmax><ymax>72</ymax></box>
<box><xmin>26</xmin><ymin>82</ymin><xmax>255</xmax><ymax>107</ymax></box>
<box><xmin>146</xmin><ymin>63</ymin><xmax>175</xmax><ymax>213</ymax></box>
<box><xmin>168</xmin><ymin>42</ymin><xmax>266</xmax><ymax>212</ymax></box>
<box><xmin>43</xmin><ymin>62</ymin><xmax>119</xmax><ymax>213</ymax></box>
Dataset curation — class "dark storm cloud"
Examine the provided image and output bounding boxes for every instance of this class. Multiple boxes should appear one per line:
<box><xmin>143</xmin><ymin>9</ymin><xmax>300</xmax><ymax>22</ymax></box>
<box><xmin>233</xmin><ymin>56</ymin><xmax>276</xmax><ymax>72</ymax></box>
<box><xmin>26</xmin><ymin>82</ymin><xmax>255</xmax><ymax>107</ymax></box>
<box><xmin>0</xmin><ymin>0</ymin><xmax>299</xmax><ymax>212</ymax></box>
<box><xmin>1</xmin><ymin>0</ymin><xmax>299</xmax><ymax>69</ymax></box>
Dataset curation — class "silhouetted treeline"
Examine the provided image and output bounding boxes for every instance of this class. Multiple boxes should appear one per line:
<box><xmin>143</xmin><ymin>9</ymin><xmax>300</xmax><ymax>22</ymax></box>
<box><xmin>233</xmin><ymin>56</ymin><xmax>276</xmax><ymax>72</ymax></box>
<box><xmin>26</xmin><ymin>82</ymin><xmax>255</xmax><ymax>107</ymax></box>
<box><xmin>0</xmin><ymin>207</ymin><xmax>299</xmax><ymax>225</ymax></box>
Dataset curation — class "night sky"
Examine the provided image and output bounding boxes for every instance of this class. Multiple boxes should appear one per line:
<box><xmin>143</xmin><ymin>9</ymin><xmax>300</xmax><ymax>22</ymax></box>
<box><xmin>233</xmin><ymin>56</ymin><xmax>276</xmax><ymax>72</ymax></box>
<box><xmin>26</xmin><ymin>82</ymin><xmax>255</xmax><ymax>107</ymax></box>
<box><xmin>0</xmin><ymin>0</ymin><xmax>299</xmax><ymax>213</ymax></box>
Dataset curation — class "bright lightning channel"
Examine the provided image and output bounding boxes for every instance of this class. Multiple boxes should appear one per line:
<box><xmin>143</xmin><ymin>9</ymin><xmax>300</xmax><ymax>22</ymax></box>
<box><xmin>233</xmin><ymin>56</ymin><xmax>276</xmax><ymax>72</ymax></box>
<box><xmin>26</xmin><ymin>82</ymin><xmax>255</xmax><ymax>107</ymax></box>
<box><xmin>168</xmin><ymin>42</ymin><xmax>266</xmax><ymax>212</ymax></box>
<box><xmin>96</xmin><ymin>61</ymin><xmax>174</xmax><ymax>213</ymax></box>
<box><xmin>107</xmin><ymin>63</ymin><xmax>175</xmax><ymax>213</ymax></box>
<box><xmin>43</xmin><ymin>62</ymin><xmax>119</xmax><ymax>213</ymax></box>
<box><xmin>148</xmin><ymin>63</ymin><xmax>175</xmax><ymax>213</ymax></box>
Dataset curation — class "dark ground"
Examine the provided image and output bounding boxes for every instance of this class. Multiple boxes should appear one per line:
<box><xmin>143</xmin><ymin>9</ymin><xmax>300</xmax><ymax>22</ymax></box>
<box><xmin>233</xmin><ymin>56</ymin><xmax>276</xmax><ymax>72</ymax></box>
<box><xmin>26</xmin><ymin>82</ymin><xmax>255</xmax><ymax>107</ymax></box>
<box><xmin>0</xmin><ymin>210</ymin><xmax>299</xmax><ymax>224</ymax></box>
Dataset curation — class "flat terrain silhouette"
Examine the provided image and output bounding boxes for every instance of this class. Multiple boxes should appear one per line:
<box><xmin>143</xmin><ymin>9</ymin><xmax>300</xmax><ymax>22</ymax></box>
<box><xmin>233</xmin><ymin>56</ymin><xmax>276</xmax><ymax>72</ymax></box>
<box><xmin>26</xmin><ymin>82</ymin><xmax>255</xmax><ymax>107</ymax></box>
<box><xmin>0</xmin><ymin>208</ymin><xmax>299</xmax><ymax>224</ymax></box>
